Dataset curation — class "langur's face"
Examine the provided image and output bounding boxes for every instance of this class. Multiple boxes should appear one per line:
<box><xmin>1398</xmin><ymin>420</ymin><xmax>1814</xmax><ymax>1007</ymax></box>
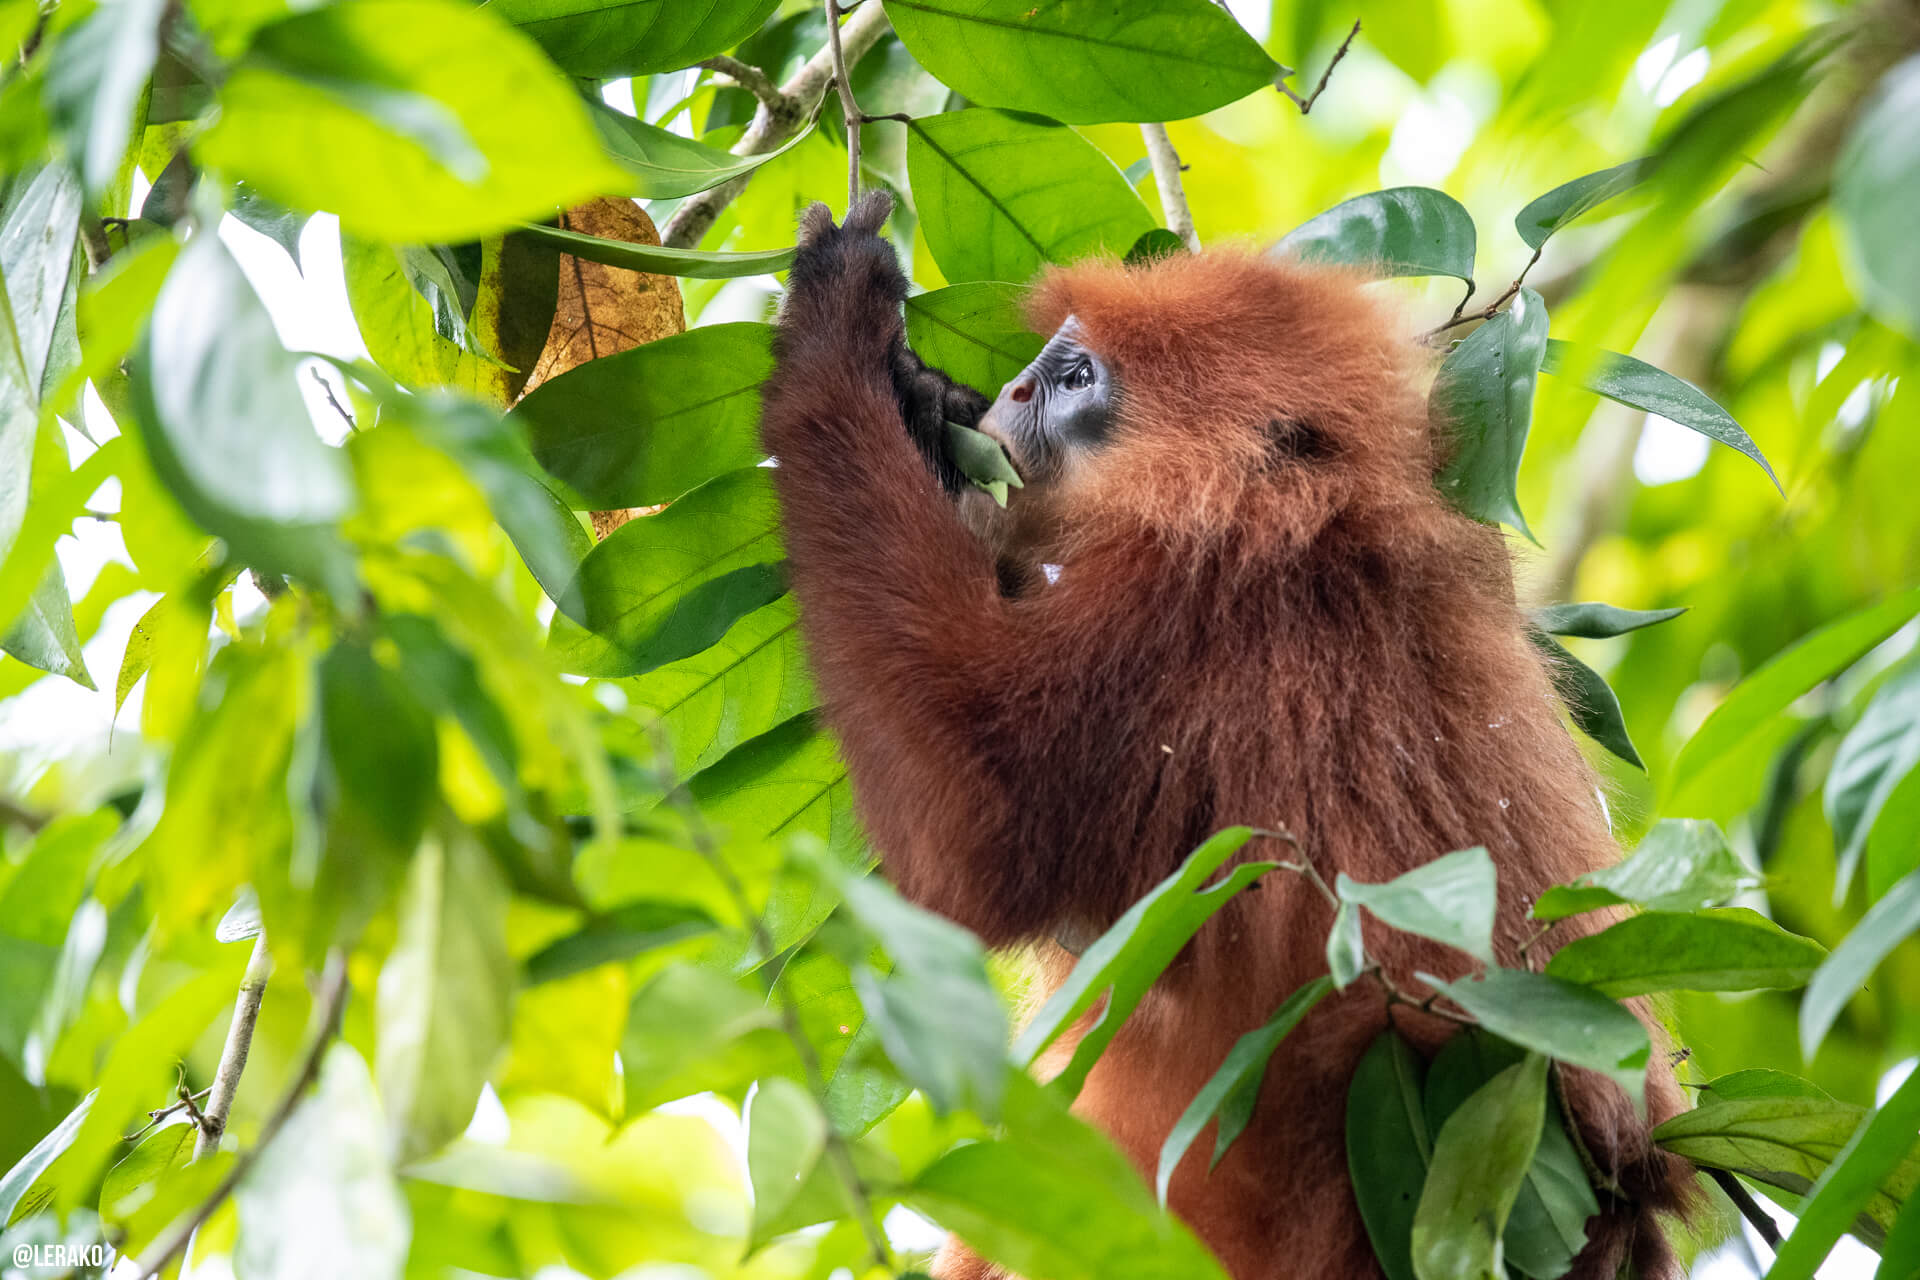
<box><xmin>976</xmin><ymin>316</ymin><xmax>1117</xmax><ymax>486</ymax></box>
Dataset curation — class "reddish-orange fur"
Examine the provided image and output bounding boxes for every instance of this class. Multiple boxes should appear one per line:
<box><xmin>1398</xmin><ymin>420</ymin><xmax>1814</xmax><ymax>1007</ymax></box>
<box><xmin>762</xmin><ymin>214</ymin><xmax>1693</xmax><ymax>1280</ymax></box>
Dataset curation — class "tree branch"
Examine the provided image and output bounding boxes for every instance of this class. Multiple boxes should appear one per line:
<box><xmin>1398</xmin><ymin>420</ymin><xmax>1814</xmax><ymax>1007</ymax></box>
<box><xmin>193</xmin><ymin>934</ymin><xmax>273</xmax><ymax>1159</ymax></box>
<box><xmin>1139</xmin><ymin>123</ymin><xmax>1198</xmax><ymax>252</ymax></box>
<box><xmin>698</xmin><ymin>55</ymin><xmax>783</xmax><ymax>112</ymax></box>
<box><xmin>660</xmin><ymin>0</ymin><xmax>892</xmax><ymax>249</ymax></box>
<box><xmin>1709</xmin><ymin>1168</ymin><xmax>1784</xmax><ymax>1251</ymax></box>
<box><xmin>131</xmin><ymin>950</ymin><xmax>349</xmax><ymax>1280</ymax></box>
<box><xmin>825</xmin><ymin>0</ymin><xmax>863</xmax><ymax>206</ymax></box>
<box><xmin>1277</xmin><ymin>20</ymin><xmax>1360</xmax><ymax>115</ymax></box>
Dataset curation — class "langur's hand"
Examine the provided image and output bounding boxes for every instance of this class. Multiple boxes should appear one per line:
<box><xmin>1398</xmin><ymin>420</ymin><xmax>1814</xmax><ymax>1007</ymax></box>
<box><xmin>781</xmin><ymin>192</ymin><xmax>910</xmax><ymax>353</ymax></box>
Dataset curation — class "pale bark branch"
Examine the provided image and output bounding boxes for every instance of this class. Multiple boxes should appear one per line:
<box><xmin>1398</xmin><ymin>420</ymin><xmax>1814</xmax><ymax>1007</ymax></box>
<box><xmin>193</xmin><ymin>934</ymin><xmax>273</xmax><ymax>1159</ymax></box>
<box><xmin>698</xmin><ymin>55</ymin><xmax>783</xmax><ymax>111</ymax></box>
<box><xmin>1139</xmin><ymin>123</ymin><xmax>1199</xmax><ymax>251</ymax></box>
<box><xmin>660</xmin><ymin>1</ymin><xmax>892</xmax><ymax>249</ymax></box>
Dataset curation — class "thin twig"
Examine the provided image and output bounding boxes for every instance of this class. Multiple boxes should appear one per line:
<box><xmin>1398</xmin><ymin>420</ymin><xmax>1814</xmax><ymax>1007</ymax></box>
<box><xmin>309</xmin><ymin>367</ymin><xmax>356</xmax><ymax>432</ymax></box>
<box><xmin>131</xmin><ymin>950</ymin><xmax>349</xmax><ymax>1280</ymax></box>
<box><xmin>651</xmin><ymin>737</ymin><xmax>894</xmax><ymax>1274</ymax></box>
<box><xmin>1709</xmin><ymin>1168</ymin><xmax>1783</xmax><ymax>1251</ymax></box>
<box><xmin>1424</xmin><ymin>243</ymin><xmax>1544</xmax><ymax>342</ymax></box>
<box><xmin>823</xmin><ymin>0</ymin><xmax>863</xmax><ymax>206</ymax></box>
<box><xmin>194</xmin><ymin>934</ymin><xmax>272</xmax><ymax>1158</ymax></box>
<box><xmin>660</xmin><ymin>0</ymin><xmax>891</xmax><ymax>248</ymax></box>
<box><xmin>1277</xmin><ymin>20</ymin><xmax>1360</xmax><ymax>115</ymax></box>
<box><xmin>1139</xmin><ymin>123</ymin><xmax>1198</xmax><ymax>252</ymax></box>
<box><xmin>698</xmin><ymin>55</ymin><xmax>783</xmax><ymax>111</ymax></box>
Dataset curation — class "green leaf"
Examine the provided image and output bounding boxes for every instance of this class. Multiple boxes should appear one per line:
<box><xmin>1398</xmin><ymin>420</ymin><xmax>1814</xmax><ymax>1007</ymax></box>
<box><xmin>1</xmin><ymin>569</ymin><xmax>91</xmax><ymax>689</ymax></box>
<box><xmin>1531</xmin><ymin>602</ymin><xmax>1686</xmax><ymax>639</ymax></box>
<box><xmin>1326</xmin><ymin>901</ymin><xmax>1367</xmax><ymax>989</ymax></box>
<box><xmin>904</xmin><ymin>282</ymin><xmax>1042</xmax><ymax>398</ymax></box>
<box><xmin>99</xmin><ymin>1122</ymin><xmax>193</xmax><ymax>1223</ymax></box>
<box><xmin>1411</xmin><ymin>1054</ymin><xmax>1549</xmax><ymax>1280</ymax></box>
<box><xmin>1532</xmin><ymin>632</ymin><xmax>1642</xmax><ymax>769</ymax></box>
<box><xmin>1834</xmin><ymin>54</ymin><xmax>1920</xmax><ymax>338</ymax></box>
<box><xmin>619</xmin><ymin>964</ymin><xmax>793</xmax><ymax>1112</ymax></box>
<box><xmin>908</xmin><ymin>109</ymin><xmax>1157</xmax><ymax>285</ymax></box>
<box><xmin>746</xmin><ymin>1076</ymin><xmax>829</xmax><ymax>1245</ymax></box>
<box><xmin>523</xmin><ymin>901</ymin><xmax>718</xmax><ymax>986</ymax></box>
<box><xmin>546</xmin><ymin>468</ymin><xmax>787</xmax><ymax>678</ymax></box>
<box><xmin>232</xmin><ymin>183</ymin><xmax>308</xmax><ymax>268</ymax></box>
<box><xmin>626</xmin><ymin>596</ymin><xmax>818</xmax><ymax>781</ymax></box>
<box><xmin>1127</xmin><ymin>228</ymin><xmax>1189</xmax><ymax>264</ymax></box>
<box><xmin>490</xmin><ymin>0</ymin><xmax>779</xmax><ymax>77</ymax></box>
<box><xmin>375</xmin><ymin>829</ymin><xmax>513</xmax><ymax>1163</ymax></box>
<box><xmin>1540</xmin><ymin>340</ymin><xmax>1779</xmax><ymax>493</ymax></box>
<box><xmin>381</xmin><ymin>613</ymin><xmax>519</xmax><ymax>793</ymax></box>
<box><xmin>1826</xmin><ymin>656</ymin><xmax>1920</xmax><ymax>898</ymax></box>
<box><xmin>1672</xmin><ymin>587</ymin><xmax>1920</xmax><ymax>809</ymax></box>
<box><xmin>514</xmin><ymin>219</ymin><xmax>797</xmax><ymax>278</ymax></box>
<box><xmin>196</xmin><ymin>0</ymin><xmax>627</xmax><ymax>243</ymax></box>
<box><xmin>1801</xmin><ymin>868</ymin><xmax>1920</xmax><ymax>1058</ymax></box>
<box><xmin>591</xmin><ymin>97</ymin><xmax>816</xmax><ymax>200</ymax></box>
<box><xmin>43</xmin><ymin>0</ymin><xmax>168</xmax><ymax>197</ymax></box>
<box><xmin>128</xmin><ymin>232</ymin><xmax>355</xmax><ymax>595</ymax></box>
<box><xmin>1705</xmin><ymin>1069</ymin><xmax>1835</xmax><ymax>1102</ymax></box>
<box><xmin>234</xmin><ymin>1046</ymin><xmax>409</xmax><ymax>1280</ymax></box>
<box><xmin>1432</xmin><ymin>288</ymin><xmax>1549</xmax><ymax>538</ymax></box>
<box><xmin>1514</xmin><ymin>160</ymin><xmax>1646</xmax><ymax>250</ymax></box>
<box><xmin>886</xmin><ymin>0</ymin><xmax>1280</xmax><ymax>125</ymax></box>
<box><xmin>1423</xmin><ymin>968</ymin><xmax>1650</xmax><ymax>1110</ymax></box>
<box><xmin>1013</xmin><ymin>827</ymin><xmax>1275</xmax><ymax>1098</ymax></box>
<box><xmin>316</xmin><ymin>639</ymin><xmax>439</xmax><ymax>863</ymax></box>
<box><xmin>1532</xmin><ymin>819</ymin><xmax>1752</xmax><ymax>920</ymax></box>
<box><xmin>1347</xmin><ymin>1031</ymin><xmax>1431</xmax><ymax>1280</ymax></box>
<box><xmin>1653</xmin><ymin>1094</ymin><xmax>1919</xmax><ymax>1247</ymax></box>
<box><xmin>1544</xmin><ymin>907</ymin><xmax>1826</xmax><ymax>997</ymax></box>
<box><xmin>0</xmin><ymin>1094</ymin><xmax>90</xmax><ymax>1226</ymax></box>
<box><xmin>1769</xmin><ymin>1068</ymin><xmax>1920</xmax><ymax>1280</ymax></box>
<box><xmin>1880</xmin><ymin>1182</ymin><xmax>1920</xmax><ymax>1280</ymax></box>
<box><xmin>515</xmin><ymin>322</ymin><xmax>772</xmax><ymax>510</ymax></box>
<box><xmin>907</xmin><ymin>1075</ymin><xmax>1230</xmax><ymax>1280</ymax></box>
<box><xmin>1155</xmin><ymin>977</ymin><xmax>1332</xmax><ymax>1203</ymax></box>
<box><xmin>1422</xmin><ymin>1031</ymin><xmax>1598</xmax><ymax>1280</ymax></box>
<box><xmin>1335</xmin><ymin>846</ymin><xmax>1497</xmax><ymax>966</ymax></box>
<box><xmin>1275</xmin><ymin>187</ymin><xmax>1476</xmax><ymax>283</ymax></box>
<box><xmin>945</xmin><ymin>420</ymin><xmax>1024</xmax><ymax>503</ymax></box>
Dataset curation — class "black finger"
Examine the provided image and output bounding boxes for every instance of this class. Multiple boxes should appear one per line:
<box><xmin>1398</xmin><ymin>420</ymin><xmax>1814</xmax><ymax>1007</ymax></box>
<box><xmin>844</xmin><ymin>189</ymin><xmax>894</xmax><ymax>237</ymax></box>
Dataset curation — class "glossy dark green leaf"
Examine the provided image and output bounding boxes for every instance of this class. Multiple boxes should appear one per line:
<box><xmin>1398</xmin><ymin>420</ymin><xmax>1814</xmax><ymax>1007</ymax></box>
<box><xmin>591</xmin><ymin>98</ymin><xmax>816</xmax><ymax>200</ymax></box>
<box><xmin>376</xmin><ymin>829</ymin><xmax>512</xmax><ymax>1163</ymax></box>
<box><xmin>42</xmin><ymin>0</ymin><xmax>167</xmax><ymax>197</ymax></box>
<box><xmin>489</xmin><ymin>0</ymin><xmax>779</xmax><ymax>77</ymax></box>
<box><xmin>197</xmin><ymin>1</ymin><xmax>625</xmax><ymax>242</ymax></box>
<box><xmin>1769</xmin><ymin>1068</ymin><xmax>1920</xmax><ymax>1280</ymax></box>
<box><xmin>1275</xmin><ymin>187</ymin><xmax>1476</xmax><ymax>283</ymax></box>
<box><xmin>1532</xmin><ymin>819</ymin><xmax>1752</xmax><ymax>921</ymax></box>
<box><xmin>1155</xmin><ymin>976</ymin><xmax>1332</xmax><ymax>1203</ymax></box>
<box><xmin>908</xmin><ymin>110</ymin><xmax>1156</xmax><ymax>285</ymax></box>
<box><xmin>1801</xmin><ymin>868</ymin><xmax>1920</xmax><ymax>1058</ymax></box>
<box><xmin>1335</xmin><ymin>846</ymin><xmax>1497</xmax><ymax>966</ymax></box>
<box><xmin>1411</xmin><ymin>1055</ymin><xmax>1548</xmax><ymax>1280</ymax></box>
<box><xmin>1423</xmin><ymin>968</ymin><xmax>1650</xmax><ymax>1109</ymax></box>
<box><xmin>1532</xmin><ymin>632</ymin><xmax>1642</xmax><ymax>769</ymax></box>
<box><xmin>1673</xmin><ymin>587</ymin><xmax>1920</xmax><ymax>810</ymax></box>
<box><xmin>514</xmin><ymin>322</ymin><xmax>772</xmax><ymax>509</ymax></box>
<box><xmin>1014</xmin><ymin>827</ymin><xmax>1275</xmax><ymax>1098</ymax></box>
<box><xmin>1826</xmin><ymin>657</ymin><xmax>1920</xmax><ymax>898</ymax></box>
<box><xmin>1541</xmin><ymin>340</ymin><xmax>1779</xmax><ymax>492</ymax></box>
<box><xmin>1834</xmin><ymin>54</ymin><xmax>1920</xmax><ymax>338</ymax></box>
<box><xmin>1422</xmin><ymin>1031</ymin><xmax>1597</xmax><ymax>1280</ymax></box>
<box><xmin>1432</xmin><ymin>288</ymin><xmax>1548</xmax><ymax>537</ymax></box>
<box><xmin>128</xmin><ymin>233</ymin><xmax>356</xmax><ymax>595</ymax></box>
<box><xmin>547</xmin><ymin>469</ymin><xmax>787</xmax><ymax>678</ymax></box>
<box><xmin>1347</xmin><ymin>1030</ymin><xmax>1431</xmax><ymax>1280</ymax></box>
<box><xmin>886</xmin><ymin>0</ymin><xmax>1280</xmax><ymax>125</ymax></box>
<box><xmin>1514</xmin><ymin>160</ymin><xmax>1646</xmax><ymax>250</ymax></box>
<box><xmin>1531</xmin><ymin>601</ymin><xmax>1686</xmax><ymax>639</ymax></box>
<box><xmin>515</xmin><ymin>219</ymin><xmax>797</xmax><ymax>278</ymax></box>
<box><xmin>904</xmin><ymin>282</ymin><xmax>1042</xmax><ymax>398</ymax></box>
<box><xmin>1544</xmin><ymin>908</ymin><xmax>1826</xmax><ymax>997</ymax></box>
<box><xmin>523</xmin><ymin>901</ymin><xmax>719</xmax><ymax>985</ymax></box>
<box><xmin>1127</xmin><ymin>228</ymin><xmax>1189</xmax><ymax>264</ymax></box>
<box><xmin>1653</xmin><ymin>1094</ymin><xmax>1920</xmax><ymax>1247</ymax></box>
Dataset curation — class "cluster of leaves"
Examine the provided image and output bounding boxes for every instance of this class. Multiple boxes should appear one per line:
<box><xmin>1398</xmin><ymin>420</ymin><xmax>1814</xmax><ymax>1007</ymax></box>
<box><xmin>0</xmin><ymin>0</ymin><xmax>1919</xmax><ymax>1278</ymax></box>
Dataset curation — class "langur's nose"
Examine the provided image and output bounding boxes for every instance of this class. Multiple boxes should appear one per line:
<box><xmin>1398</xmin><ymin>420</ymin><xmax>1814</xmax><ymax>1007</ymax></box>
<box><xmin>1009</xmin><ymin>380</ymin><xmax>1034</xmax><ymax>404</ymax></box>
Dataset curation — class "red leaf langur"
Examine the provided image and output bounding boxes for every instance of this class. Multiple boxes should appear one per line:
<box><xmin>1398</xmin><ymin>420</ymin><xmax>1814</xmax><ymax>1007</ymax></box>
<box><xmin>759</xmin><ymin>193</ymin><xmax>1694</xmax><ymax>1280</ymax></box>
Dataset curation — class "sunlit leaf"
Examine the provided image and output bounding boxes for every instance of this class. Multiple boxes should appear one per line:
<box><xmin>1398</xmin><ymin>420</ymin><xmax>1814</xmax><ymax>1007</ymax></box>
<box><xmin>1833</xmin><ymin>54</ymin><xmax>1920</xmax><ymax>338</ymax></box>
<box><xmin>490</xmin><ymin>0</ymin><xmax>780</xmax><ymax>77</ymax></box>
<box><xmin>1532</xmin><ymin>819</ymin><xmax>1752</xmax><ymax>920</ymax></box>
<box><xmin>908</xmin><ymin>109</ymin><xmax>1156</xmax><ymax>285</ymax></box>
<box><xmin>42</xmin><ymin>0</ymin><xmax>167</xmax><ymax>197</ymax></box>
<box><xmin>747</xmin><ymin>1075</ymin><xmax>828</xmax><ymax>1244</ymax></box>
<box><xmin>887</xmin><ymin>0</ymin><xmax>1280</xmax><ymax>124</ymax></box>
<box><xmin>1423</xmin><ymin>968</ymin><xmax>1650</xmax><ymax>1110</ymax></box>
<box><xmin>1336</xmin><ymin>846</ymin><xmax>1497</xmax><ymax>966</ymax></box>
<box><xmin>1432</xmin><ymin>288</ymin><xmax>1548</xmax><ymax>538</ymax></box>
<box><xmin>1410</xmin><ymin>1055</ymin><xmax>1547</xmax><ymax>1280</ymax></box>
<box><xmin>1800</xmin><ymin>868</ymin><xmax>1920</xmax><ymax>1058</ymax></box>
<box><xmin>0</xmin><ymin>1093</ymin><xmax>91</xmax><ymax>1226</ymax></box>
<box><xmin>1276</xmin><ymin>187</ymin><xmax>1476</xmax><ymax>283</ymax></box>
<box><xmin>619</xmin><ymin>964</ymin><xmax>794</xmax><ymax>1111</ymax></box>
<box><xmin>522</xmin><ymin>900</ymin><xmax>718</xmax><ymax>986</ymax></box>
<box><xmin>1768</xmin><ymin>1068</ymin><xmax>1920</xmax><ymax>1280</ymax></box>
<box><xmin>1825</xmin><ymin>656</ymin><xmax>1920</xmax><ymax>898</ymax></box>
<box><xmin>904</xmin><ymin>282</ymin><xmax>1041</xmax><ymax>398</ymax></box>
<box><xmin>1514</xmin><ymin>160</ymin><xmax>1646</xmax><ymax>250</ymax></box>
<box><xmin>591</xmin><ymin>98</ymin><xmax>817</xmax><ymax>200</ymax></box>
<box><xmin>1544</xmin><ymin>908</ymin><xmax>1826</xmax><ymax>997</ymax></box>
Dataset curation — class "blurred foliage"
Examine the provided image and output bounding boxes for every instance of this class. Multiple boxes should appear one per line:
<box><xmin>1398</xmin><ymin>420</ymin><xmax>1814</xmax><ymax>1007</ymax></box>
<box><xmin>0</xmin><ymin>0</ymin><xmax>1919</xmax><ymax>1277</ymax></box>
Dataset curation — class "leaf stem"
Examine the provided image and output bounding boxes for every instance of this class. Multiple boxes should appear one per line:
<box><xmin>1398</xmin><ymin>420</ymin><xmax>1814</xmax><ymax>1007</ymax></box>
<box><xmin>1139</xmin><ymin>123</ymin><xmax>1199</xmax><ymax>251</ymax></box>
<box><xmin>192</xmin><ymin>934</ymin><xmax>273</xmax><ymax>1159</ymax></box>
<box><xmin>1424</xmin><ymin>243</ymin><xmax>1544</xmax><ymax>342</ymax></box>
<box><xmin>1277</xmin><ymin>20</ymin><xmax>1360</xmax><ymax>115</ymax></box>
<box><xmin>1709</xmin><ymin>1168</ymin><xmax>1784</xmax><ymax>1251</ymax></box>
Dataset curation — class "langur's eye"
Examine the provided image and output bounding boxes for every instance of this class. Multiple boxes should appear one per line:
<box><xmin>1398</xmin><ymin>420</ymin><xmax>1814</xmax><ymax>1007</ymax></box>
<box><xmin>1063</xmin><ymin>360</ymin><xmax>1095</xmax><ymax>392</ymax></box>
